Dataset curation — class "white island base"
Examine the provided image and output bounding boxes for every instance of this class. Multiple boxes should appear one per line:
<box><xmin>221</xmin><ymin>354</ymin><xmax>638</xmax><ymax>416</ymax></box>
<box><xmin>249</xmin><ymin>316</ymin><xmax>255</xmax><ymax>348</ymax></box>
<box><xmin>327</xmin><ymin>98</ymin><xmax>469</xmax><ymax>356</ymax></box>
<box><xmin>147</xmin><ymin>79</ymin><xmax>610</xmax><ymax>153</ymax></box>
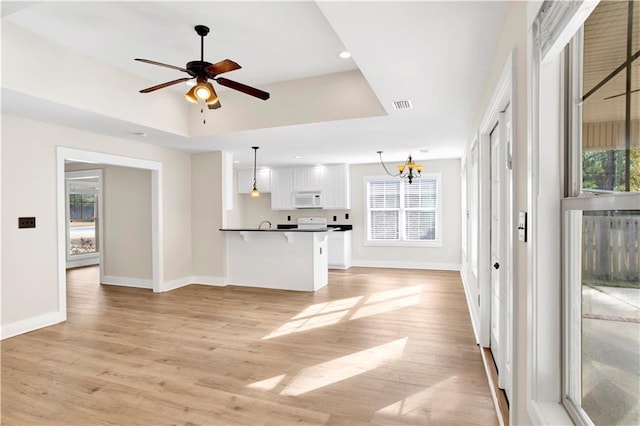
<box><xmin>221</xmin><ymin>230</ymin><xmax>329</xmax><ymax>292</ymax></box>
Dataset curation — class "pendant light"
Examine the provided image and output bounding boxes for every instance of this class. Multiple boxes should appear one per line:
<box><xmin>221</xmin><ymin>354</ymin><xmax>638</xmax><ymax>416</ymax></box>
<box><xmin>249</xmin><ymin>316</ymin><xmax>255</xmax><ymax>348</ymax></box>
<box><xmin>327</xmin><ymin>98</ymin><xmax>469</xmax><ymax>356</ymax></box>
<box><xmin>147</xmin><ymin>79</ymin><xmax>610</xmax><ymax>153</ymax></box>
<box><xmin>250</xmin><ymin>146</ymin><xmax>260</xmax><ymax>197</ymax></box>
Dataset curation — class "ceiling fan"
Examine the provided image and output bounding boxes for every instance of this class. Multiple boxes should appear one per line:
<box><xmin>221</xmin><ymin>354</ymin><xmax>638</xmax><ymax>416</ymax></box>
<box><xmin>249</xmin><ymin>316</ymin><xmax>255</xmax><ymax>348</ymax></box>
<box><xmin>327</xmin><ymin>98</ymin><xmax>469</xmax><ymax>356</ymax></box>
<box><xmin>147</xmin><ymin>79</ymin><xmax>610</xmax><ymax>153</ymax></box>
<box><xmin>135</xmin><ymin>25</ymin><xmax>270</xmax><ymax>110</ymax></box>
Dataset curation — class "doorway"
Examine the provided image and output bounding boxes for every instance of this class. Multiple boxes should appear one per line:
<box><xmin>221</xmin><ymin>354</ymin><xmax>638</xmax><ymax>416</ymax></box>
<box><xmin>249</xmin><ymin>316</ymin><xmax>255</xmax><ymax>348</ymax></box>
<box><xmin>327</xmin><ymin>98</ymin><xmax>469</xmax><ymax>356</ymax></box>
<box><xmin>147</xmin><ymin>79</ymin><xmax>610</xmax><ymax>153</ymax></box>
<box><xmin>56</xmin><ymin>147</ymin><xmax>164</xmax><ymax>321</ymax></box>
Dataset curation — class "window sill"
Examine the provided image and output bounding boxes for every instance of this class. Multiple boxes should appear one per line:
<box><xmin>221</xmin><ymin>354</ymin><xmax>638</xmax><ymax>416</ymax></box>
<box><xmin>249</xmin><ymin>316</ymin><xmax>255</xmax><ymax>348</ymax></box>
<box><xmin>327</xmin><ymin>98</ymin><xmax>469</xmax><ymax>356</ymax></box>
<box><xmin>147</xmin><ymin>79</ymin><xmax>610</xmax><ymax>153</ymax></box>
<box><xmin>528</xmin><ymin>400</ymin><xmax>575</xmax><ymax>426</ymax></box>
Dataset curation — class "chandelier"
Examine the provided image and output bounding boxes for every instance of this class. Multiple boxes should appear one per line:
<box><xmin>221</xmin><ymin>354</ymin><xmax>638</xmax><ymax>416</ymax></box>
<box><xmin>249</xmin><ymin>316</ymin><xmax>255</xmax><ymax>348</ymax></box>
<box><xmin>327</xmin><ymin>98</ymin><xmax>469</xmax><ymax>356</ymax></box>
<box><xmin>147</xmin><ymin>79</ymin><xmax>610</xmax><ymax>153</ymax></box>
<box><xmin>377</xmin><ymin>151</ymin><xmax>423</xmax><ymax>184</ymax></box>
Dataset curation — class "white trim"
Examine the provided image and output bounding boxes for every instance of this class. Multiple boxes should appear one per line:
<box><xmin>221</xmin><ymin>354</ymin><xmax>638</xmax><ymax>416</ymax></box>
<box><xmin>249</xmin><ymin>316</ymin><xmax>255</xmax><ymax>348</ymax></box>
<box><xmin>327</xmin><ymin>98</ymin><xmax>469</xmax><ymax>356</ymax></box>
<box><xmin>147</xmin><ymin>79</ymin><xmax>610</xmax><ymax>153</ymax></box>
<box><xmin>351</xmin><ymin>260</ymin><xmax>460</xmax><ymax>271</ymax></box>
<box><xmin>159</xmin><ymin>276</ymin><xmax>228</xmax><ymax>293</ymax></box>
<box><xmin>66</xmin><ymin>256</ymin><xmax>100</xmax><ymax>269</ymax></box>
<box><xmin>102</xmin><ymin>275</ymin><xmax>153</xmax><ymax>289</ymax></box>
<box><xmin>1</xmin><ymin>311</ymin><xmax>65</xmax><ymax>340</ymax></box>
<box><xmin>460</xmin><ymin>267</ymin><xmax>480</xmax><ymax>343</ymax></box>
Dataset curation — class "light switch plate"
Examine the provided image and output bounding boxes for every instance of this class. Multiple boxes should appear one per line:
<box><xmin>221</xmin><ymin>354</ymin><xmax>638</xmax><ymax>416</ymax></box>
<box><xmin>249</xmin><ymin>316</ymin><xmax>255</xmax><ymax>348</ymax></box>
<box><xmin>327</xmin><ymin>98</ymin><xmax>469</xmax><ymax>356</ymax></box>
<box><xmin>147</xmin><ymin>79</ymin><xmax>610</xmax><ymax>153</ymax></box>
<box><xmin>518</xmin><ymin>211</ymin><xmax>527</xmax><ymax>242</ymax></box>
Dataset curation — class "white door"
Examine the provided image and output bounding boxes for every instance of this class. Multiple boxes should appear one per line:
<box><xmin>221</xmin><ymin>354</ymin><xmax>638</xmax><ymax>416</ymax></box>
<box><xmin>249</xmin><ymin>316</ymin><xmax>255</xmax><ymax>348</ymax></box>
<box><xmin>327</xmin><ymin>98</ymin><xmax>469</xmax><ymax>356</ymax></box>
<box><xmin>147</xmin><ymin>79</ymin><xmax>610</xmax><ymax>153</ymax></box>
<box><xmin>490</xmin><ymin>106</ymin><xmax>513</xmax><ymax>402</ymax></box>
<box><xmin>490</xmin><ymin>122</ymin><xmax>503</xmax><ymax>377</ymax></box>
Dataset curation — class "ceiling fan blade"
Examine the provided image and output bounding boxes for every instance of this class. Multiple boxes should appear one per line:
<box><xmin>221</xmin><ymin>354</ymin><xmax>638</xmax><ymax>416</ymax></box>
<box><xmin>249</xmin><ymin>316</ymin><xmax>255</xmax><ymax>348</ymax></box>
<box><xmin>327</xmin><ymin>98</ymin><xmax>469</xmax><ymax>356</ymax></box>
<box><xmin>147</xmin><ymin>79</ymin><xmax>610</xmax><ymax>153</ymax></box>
<box><xmin>135</xmin><ymin>58</ymin><xmax>188</xmax><ymax>73</ymax></box>
<box><xmin>603</xmin><ymin>88</ymin><xmax>640</xmax><ymax>100</ymax></box>
<box><xmin>139</xmin><ymin>77</ymin><xmax>192</xmax><ymax>93</ymax></box>
<box><xmin>208</xmin><ymin>100</ymin><xmax>222</xmax><ymax>110</ymax></box>
<box><xmin>215</xmin><ymin>77</ymin><xmax>270</xmax><ymax>100</ymax></box>
<box><xmin>205</xmin><ymin>59</ymin><xmax>241</xmax><ymax>76</ymax></box>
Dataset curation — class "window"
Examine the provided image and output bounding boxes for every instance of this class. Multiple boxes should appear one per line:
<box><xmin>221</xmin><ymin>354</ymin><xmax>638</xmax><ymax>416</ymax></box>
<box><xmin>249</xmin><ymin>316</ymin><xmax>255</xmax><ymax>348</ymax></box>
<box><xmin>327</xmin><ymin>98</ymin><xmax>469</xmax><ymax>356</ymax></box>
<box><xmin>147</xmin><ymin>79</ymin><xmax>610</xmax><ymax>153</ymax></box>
<box><xmin>366</xmin><ymin>174</ymin><xmax>441</xmax><ymax>246</ymax></box>
<box><xmin>562</xmin><ymin>2</ymin><xmax>640</xmax><ymax>425</ymax></box>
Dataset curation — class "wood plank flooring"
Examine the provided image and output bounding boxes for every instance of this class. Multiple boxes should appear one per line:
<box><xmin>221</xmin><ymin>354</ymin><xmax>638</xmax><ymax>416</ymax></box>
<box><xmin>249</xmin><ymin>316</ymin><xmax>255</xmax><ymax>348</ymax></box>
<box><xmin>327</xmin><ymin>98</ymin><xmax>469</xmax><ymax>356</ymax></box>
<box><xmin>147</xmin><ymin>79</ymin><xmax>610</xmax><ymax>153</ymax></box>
<box><xmin>1</xmin><ymin>266</ymin><xmax>498</xmax><ymax>425</ymax></box>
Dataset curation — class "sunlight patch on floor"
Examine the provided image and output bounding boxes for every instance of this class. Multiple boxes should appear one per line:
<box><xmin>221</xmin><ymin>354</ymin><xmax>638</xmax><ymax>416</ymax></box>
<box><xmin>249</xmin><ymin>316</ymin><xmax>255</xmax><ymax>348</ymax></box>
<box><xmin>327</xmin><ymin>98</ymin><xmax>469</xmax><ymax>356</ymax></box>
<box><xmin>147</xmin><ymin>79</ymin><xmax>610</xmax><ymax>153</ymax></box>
<box><xmin>351</xmin><ymin>294</ymin><xmax>421</xmax><ymax>320</ymax></box>
<box><xmin>246</xmin><ymin>374</ymin><xmax>287</xmax><ymax>391</ymax></box>
<box><xmin>280</xmin><ymin>338</ymin><xmax>408</xmax><ymax>396</ymax></box>
<box><xmin>263</xmin><ymin>286</ymin><xmax>424</xmax><ymax>340</ymax></box>
<box><xmin>291</xmin><ymin>296</ymin><xmax>362</xmax><ymax>320</ymax></box>
<box><xmin>262</xmin><ymin>310</ymin><xmax>349</xmax><ymax>339</ymax></box>
<box><xmin>364</xmin><ymin>285</ymin><xmax>423</xmax><ymax>304</ymax></box>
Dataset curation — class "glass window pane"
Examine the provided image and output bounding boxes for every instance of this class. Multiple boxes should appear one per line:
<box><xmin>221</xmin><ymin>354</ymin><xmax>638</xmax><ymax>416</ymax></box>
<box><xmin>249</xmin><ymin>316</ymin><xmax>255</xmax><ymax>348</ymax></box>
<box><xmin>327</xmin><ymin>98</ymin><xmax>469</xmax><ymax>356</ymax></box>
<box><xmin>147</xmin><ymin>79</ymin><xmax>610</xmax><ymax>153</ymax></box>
<box><xmin>405</xmin><ymin>179</ymin><xmax>437</xmax><ymax>208</ymax></box>
<box><xmin>370</xmin><ymin>211</ymin><xmax>399</xmax><ymax>240</ymax></box>
<box><xmin>369</xmin><ymin>181</ymin><xmax>400</xmax><ymax>209</ymax></box>
<box><xmin>579</xmin><ymin>210</ymin><xmax>640</xmax><ymax>425</ymax></box>
<box><xmin>582</xmin><ymin>1</ymin><xmax>640</xmax><ymax>193</ymax></box>
<box><xmin>406</xmin><ymin>211</ymin><xmax>436</xmax><ymax>240</ymax></box>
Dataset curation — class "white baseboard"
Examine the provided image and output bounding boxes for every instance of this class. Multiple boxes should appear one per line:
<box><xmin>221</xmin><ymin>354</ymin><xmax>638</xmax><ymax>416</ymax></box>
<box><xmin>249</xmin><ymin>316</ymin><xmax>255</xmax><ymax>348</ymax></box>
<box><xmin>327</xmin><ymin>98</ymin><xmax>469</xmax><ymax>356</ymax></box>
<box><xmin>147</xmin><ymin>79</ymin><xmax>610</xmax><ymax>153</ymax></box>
<box><xmin>102</xmin><ymin>275</ymin><xmax>153</xmax><ymax>289</ymax></box>
<box><xmin>159</xmin><ymin>276</ymin><xmax>227</xmax><ymax>293</ymax></box>
<box><xmin>1</xmin><ymin>310</ymin><xmax>66</xmax><ymax>340</ymax></box>
<box><xmin>66</xmin><ymin>256</ymin><xmax>99</xmax><ymax>269</ymax></box>
<box><xmin>351</xmin><ymin>260</ymin><xmax>461</xmax><ymax>271</ymax></box>
<box><xmin>460</xmin><ymin>266</ymin><xmax>480</xmax><ymax>344</ymax></box>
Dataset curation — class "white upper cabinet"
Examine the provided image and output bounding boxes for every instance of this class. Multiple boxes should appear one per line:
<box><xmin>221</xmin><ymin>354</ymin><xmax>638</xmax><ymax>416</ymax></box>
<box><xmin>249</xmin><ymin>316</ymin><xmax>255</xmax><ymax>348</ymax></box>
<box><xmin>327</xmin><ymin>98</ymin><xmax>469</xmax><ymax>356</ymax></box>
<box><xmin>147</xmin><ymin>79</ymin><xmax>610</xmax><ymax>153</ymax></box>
<box><xmin>293</xmin><ymin>166</ymin><xmax>325</xmax><ymax>191</ymax></box>
<box><xmin>270</xmin><ymin>164</ymin><xmax>350</xmax><ymax>210</ymax></box>
<box><xmin>270</xmin><ymin>168</ymin><xmax>294</xmax><ymax>210</ymax></box>
<box><xmin>322</xmin><ymin>164</ymin><xmax>351</xmax><ymax>210</ymax></box>
<box><xmin>237</xmin><ymin>168</ymin><xmax>271</xmax><ymax>194</ymax></box>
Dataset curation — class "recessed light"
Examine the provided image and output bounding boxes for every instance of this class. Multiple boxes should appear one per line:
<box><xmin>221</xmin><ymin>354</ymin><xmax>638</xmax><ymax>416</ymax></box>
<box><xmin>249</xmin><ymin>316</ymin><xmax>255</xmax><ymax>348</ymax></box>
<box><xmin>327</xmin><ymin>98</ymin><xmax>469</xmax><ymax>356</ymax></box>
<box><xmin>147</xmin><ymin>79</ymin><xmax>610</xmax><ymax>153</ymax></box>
<box><xmin>294</xmin><ymin>155</ymin><xmax>302</xmax><ymax>159</ymax></box>
<box><xmin>339</xmin><ymin>51</ymin><xmax>351</xmax><ymax>59</ymax></box>
<box><xmin>131</xmin><ymin>132</ymin><xmax>147</xmax><ymax>138</ymax></box>
<box><xmin>233</xmin><ymin>160</ymin><xmax>240</xmax><ymax>164</ymax></box>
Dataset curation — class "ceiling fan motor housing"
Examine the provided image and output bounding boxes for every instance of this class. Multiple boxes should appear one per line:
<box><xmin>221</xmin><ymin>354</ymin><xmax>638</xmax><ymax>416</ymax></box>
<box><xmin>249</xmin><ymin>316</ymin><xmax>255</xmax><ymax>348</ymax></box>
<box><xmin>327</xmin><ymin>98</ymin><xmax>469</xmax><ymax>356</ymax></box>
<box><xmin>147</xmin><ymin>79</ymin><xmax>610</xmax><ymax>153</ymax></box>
<box><xmin>186</xmin><ymin>61</ymin><xmax>214</xmax><ymax>78</ymax></box>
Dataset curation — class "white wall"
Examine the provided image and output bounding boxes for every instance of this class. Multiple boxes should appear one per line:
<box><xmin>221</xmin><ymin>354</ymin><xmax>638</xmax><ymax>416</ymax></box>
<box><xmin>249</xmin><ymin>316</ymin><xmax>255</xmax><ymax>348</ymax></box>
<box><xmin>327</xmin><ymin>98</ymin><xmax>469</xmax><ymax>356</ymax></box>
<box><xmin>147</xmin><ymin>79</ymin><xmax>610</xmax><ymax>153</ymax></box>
<box><xmin>102</xmin><ymin>166</ymin><xmax>152</xmax><ymax>281</ymax></box>
<box><xmin>232</xmin><ymin>159</ymin><xmax>461</xmax><ymax>270</ymax></box>
<box><xmin>1</xmin><ymin>115</ymin><xmax>193</xmax><ymax>332</ymax></box>
<box><xmin>191</xmin><ymin>152</ymin><xmax>226</xmax><ymax>281</ymax></box>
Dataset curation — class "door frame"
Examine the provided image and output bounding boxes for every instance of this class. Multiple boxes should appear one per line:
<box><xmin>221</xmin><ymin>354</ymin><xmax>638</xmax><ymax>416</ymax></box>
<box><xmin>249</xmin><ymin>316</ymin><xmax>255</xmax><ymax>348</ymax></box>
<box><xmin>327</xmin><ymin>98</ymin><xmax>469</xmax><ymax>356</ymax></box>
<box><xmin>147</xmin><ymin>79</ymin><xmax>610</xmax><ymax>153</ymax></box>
<box><xmin>478</xmin><ymin>52</ymin><xmax>515</xmax><ymax>408</ymax></box>
<box><xmin>56</xmin><ymin>147</ymin><xmax>164</xmax><ymax>318</ymax></box>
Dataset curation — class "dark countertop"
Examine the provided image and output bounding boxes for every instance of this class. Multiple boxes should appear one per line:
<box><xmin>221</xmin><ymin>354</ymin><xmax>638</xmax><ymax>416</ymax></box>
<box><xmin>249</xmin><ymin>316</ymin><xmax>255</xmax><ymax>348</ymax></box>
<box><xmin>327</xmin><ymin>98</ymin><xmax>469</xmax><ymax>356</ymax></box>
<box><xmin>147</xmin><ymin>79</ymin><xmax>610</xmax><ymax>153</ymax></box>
<box><xmin>277</xmin><ymin>224</ymin><xmax>353</xmax><ymax>231</ymax></box>
<box><xmin>219</xmin><ymin>228</ymin><xmax>334</xmax><ymax>233</ymax></box>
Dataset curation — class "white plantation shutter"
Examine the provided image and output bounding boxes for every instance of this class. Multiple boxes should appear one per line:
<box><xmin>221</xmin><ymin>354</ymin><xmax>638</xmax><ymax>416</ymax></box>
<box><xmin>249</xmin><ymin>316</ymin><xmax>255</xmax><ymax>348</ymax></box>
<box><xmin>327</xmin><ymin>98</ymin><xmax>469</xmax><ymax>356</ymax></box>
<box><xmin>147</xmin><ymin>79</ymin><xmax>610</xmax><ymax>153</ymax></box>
<box><xmin>369</xmin><ymin>180</ymin><xmax>400</xmax><ymax>240</ymax></box>
<box><xmin>404</xmin><ymin>178</ymin><xmax>437</xmax><ymax>240</ymax></box>
<box><xmin>367</xmin><ymin>175</ymin><xmax>440</xmax><ymax>244</ymax></box>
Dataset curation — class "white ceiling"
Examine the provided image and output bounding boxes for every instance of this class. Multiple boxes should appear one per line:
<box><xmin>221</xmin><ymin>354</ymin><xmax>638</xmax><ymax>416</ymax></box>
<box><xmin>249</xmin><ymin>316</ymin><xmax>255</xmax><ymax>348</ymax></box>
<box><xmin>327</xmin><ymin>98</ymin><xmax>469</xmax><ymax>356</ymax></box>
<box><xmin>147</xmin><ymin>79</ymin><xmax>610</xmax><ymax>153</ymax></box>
<box><xmin>1</xmin><ymin>1</ymin><xmax>508</xmax><ymax>168</ymax></box>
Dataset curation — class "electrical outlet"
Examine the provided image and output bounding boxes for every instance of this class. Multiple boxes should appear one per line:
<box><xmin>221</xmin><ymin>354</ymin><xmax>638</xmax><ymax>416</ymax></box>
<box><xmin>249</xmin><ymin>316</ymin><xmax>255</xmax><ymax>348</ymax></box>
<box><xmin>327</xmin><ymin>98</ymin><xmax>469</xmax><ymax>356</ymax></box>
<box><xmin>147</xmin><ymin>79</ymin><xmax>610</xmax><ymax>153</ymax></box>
<box><xmin>345</xmin><ymin>213</ymin><xmax>349</xmax><ymax>220</ymax></box>
<box><xmin>18</xmin><ymin>217</ymin><xmax>36</xmax><ymax>229</ymax></box>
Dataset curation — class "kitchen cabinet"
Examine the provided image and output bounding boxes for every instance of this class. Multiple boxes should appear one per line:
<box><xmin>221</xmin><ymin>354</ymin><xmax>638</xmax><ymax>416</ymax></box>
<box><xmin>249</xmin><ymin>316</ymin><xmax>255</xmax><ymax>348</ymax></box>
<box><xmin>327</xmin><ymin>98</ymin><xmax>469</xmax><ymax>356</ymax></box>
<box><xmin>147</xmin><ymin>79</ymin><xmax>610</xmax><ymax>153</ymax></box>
<box><xmin>328</xmin><ymin>230</ymin><xmax>352</xmax><ymax>270</ymax></box>
<box><xmin>322</xmin><ymin>164</ymin><xmax>350</xmax><ymax>209</ymax></box>
<box><xmin>237</xmin><ymin>168</ymin><xmax>271</xmax><ymax>194</ymax></box>
<box><xmin>293</xmin><ymin>166</ymin><xmax>325</xmax><ymax>191</ymax></box>
<box><xmin>271</xmin><ymin>168</ymin><xmax>294</xmax><ymax>210</ymax></box>
<box><xmin>270</xmin><ymin>164</ymin><xmax>350</xmax><ymax>210</ymax></box>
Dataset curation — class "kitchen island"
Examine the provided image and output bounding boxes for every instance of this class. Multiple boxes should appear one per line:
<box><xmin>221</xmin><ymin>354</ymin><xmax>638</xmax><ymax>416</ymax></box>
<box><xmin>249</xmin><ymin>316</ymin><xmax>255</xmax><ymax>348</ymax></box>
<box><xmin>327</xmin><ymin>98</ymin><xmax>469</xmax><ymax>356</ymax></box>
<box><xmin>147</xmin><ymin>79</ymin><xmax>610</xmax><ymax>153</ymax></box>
<box><xmin>219</xmin><ymin>228</ymin><xmax>330</xmax><ymax>291</ymax></box>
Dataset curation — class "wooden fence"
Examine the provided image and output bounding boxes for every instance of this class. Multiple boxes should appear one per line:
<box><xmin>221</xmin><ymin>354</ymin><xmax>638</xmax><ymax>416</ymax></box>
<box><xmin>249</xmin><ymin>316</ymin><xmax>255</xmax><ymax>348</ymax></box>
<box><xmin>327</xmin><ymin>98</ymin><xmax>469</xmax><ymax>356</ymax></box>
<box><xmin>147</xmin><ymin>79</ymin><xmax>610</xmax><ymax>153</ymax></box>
<box><xmin>582</xmin><ymin>215</ymin><xmax>640</xmax><ymax>283</ymax></box>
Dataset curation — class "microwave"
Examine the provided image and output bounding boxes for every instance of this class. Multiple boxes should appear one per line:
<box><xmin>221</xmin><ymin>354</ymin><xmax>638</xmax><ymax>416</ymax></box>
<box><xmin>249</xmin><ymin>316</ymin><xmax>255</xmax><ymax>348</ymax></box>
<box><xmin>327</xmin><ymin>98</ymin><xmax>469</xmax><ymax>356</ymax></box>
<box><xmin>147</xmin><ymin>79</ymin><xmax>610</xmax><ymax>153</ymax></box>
<box><xmin>292</xmin><ymin>191</ymin><xmax>323</xmax><ymax>209</ymax></box>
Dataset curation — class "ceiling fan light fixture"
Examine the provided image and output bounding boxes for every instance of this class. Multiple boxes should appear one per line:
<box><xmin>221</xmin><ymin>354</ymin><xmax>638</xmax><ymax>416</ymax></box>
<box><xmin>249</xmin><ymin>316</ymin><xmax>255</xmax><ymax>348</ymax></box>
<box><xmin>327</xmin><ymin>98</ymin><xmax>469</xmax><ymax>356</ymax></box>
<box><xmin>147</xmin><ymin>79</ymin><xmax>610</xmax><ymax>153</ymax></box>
<box><xmin>184</xmin><ymin>85</ymin><xmax>199</xmax><ymax>103</ymax></box>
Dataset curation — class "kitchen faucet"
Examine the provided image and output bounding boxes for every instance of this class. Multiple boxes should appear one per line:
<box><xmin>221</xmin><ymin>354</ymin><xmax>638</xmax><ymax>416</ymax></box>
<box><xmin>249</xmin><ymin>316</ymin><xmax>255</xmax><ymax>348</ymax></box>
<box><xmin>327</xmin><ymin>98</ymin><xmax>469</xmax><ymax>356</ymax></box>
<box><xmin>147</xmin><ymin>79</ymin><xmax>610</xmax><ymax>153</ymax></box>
<box><xmin>258</xmin><ymin>220</ymin><xmax>272</xmax><ymax>230</ymax></box>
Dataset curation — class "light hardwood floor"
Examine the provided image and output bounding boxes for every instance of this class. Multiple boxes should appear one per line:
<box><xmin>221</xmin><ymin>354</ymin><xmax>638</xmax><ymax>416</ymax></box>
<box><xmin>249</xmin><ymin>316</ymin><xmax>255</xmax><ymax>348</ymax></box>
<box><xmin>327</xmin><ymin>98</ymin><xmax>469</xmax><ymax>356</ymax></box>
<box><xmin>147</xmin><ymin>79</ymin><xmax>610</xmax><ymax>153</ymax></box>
<box><xmin>2</xmin><ymin>266</ymin><xmax>498</xmax><ymax>425</ymax></box>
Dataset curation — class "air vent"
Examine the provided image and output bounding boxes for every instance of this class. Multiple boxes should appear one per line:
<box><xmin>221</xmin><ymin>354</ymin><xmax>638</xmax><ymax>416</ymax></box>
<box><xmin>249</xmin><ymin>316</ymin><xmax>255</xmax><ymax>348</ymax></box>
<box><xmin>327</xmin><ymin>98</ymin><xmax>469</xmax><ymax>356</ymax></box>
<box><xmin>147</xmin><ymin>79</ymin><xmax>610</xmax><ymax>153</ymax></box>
<box><xmin>392</xmin><ymin>100</ymin><xmax>412</xmax><ymax>110</ymax></box>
